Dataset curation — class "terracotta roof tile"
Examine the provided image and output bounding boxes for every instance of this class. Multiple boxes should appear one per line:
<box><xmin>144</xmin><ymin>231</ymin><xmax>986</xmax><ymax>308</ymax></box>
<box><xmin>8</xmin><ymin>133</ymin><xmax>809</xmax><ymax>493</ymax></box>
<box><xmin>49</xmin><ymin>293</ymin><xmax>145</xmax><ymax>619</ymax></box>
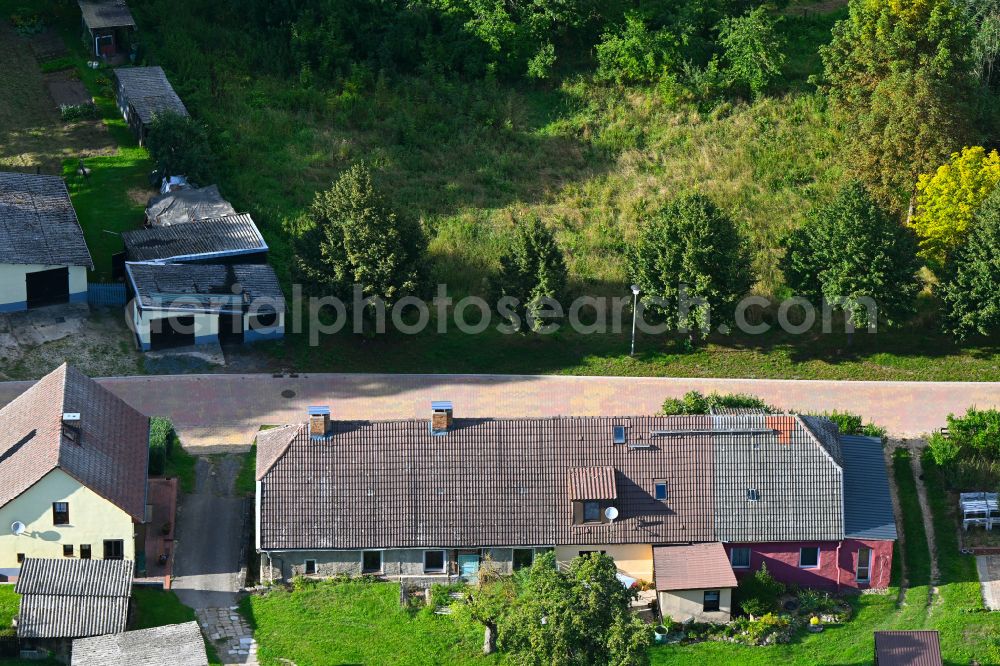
<box><xmin>568</xmin><ymin>466</ymin><xmax>617</xmax><ymax>501</ymax></box>
<box><xmin>0</xmin><ymin>364</ymin><xmax>149</xmax><ymax>520</ymax></box>
<box><xmin>653</xmin><ymin>543</ymin><xmax>738</xmax><ymax>590</ymax></box>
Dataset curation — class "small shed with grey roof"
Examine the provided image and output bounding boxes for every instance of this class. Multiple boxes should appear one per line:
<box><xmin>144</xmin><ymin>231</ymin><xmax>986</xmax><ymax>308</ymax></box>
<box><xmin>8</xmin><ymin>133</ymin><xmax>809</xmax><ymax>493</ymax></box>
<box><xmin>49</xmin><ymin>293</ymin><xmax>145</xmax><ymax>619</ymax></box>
<box><xmin>15</xmin><ymin>557</ymin><xmax>133</xmax><ymax>640</ymax></box>
<box><xmin>125</xmin><ymin>262</ymin><xmax>285</xmax><ymax>350</ymax></box>
<box><xmin>874</xmin><ymin>631</ymin><xmax>943</xmax><ymax>666</ymax></box>
<box><xmin>0</xmin><ymin>172</ymin><xmax>93</xmax><ymax>312</ymax></box>
<box><xmin>71</xmin><ymin>621</ymin><xmax>208</xmax><ymax>666</ymax></box>
<box><xmin>114</xmin><ymin>66</ymin><xmax>188</xmax><ymax>143</ymax></box>
<box><xmin>122</xmin><ymin>213</ymin><xmax>267</xmax><ymax>264</ymax></box>
<box><xmin>78</xmin><ymin>0</ymin><xmax>135</xmax><ymax>58</ymax></box>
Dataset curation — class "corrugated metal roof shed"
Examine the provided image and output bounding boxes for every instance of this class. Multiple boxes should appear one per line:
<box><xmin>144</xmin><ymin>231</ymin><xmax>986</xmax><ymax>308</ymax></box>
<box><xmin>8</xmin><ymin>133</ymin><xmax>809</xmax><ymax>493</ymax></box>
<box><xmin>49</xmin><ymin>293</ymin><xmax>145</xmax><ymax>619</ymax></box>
<box><xmin>122</xmin><ymin>213</ymin><xmax>266</xmax><ymax>262</ymax></box>
<box><xmin>841</xmin><ymin>435</ymin><xmax>898</xmax><ymax>540</ymax></box>
<box><xmin>114</xmin><ymin>66</ymin><xmax>188</xmax><ymax>125</ymax></box>
<box><xmin>78</xmin><ymin>0</ymin><xmax>135</xmax><ymax>30</ymax></box>
<box><xmin>125</xmin><ymin>262</ymin><xmax>284</xmax><ymax>315</ymax></box>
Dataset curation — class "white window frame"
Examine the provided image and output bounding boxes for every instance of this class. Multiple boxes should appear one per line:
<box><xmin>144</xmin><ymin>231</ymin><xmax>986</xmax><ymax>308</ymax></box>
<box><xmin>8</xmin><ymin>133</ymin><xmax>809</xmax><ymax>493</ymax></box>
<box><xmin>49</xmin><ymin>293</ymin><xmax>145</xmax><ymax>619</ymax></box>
<box><xmin>654</xmin><ymin>481</ymin><xmax>668</xmax><ymax>501</ymax></box>
<box><xmin>612</xmin><ymin>425</ymin><xmax>627</xmax><ymax>444</ymax></box>
<box><xmin>424</xmin><ymin>549</ymin><xmax>446</xmax><ymax>574</ymax></box>
<box><xmin>730</xmin><ymin>547</ymin><xmax>751</xmax><ymax>569</ymax></box>
<box><xmin>361</xmin><ymin>550</ymin><xmax>383</xmax><ymax>574</ymax></box>
<box><xmin>798</xmin><ymin>546</ymin><xmax>820</xmax><ymax>569</ymax></box>
<box><xmin>304</xmin><ymin>559</ymin><xmax>317</xmax><ymax>575</ymax></box>
<box><xmin>856</xmin><ymin>547</ymin><xmax>872</xmax><ymax>582</ymax></box>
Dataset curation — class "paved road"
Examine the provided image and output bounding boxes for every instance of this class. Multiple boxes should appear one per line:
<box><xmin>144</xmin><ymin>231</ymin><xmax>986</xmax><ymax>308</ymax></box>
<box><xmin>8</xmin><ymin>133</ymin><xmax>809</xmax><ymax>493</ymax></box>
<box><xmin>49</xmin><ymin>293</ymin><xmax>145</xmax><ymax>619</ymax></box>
<box><xmin>172</xmin><ymin>456</ymin><xmax>245</xmax><ymax>609</ymax></box>
<box><xmin>3</xmin><ymin>372</ymin><xmax>1000</xmax><ymax>439</ymax></box>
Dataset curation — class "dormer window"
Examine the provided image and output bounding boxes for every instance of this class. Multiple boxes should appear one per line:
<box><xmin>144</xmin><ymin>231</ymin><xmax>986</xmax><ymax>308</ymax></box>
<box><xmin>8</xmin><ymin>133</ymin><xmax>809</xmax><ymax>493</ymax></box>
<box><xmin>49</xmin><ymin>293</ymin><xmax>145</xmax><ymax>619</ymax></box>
<box><xmin>612</xmin><ymin>426</ymin><xmax>627</xmax><ymax>445</ymax></box>
<box><xmin>747</xmin><ymin>488</ymin><xmax>760</xmax><ymax>502</ymax></box>
<box><xmin>583</xmin><ymin>501</ymin><xmax>601</xmax><ymax>523</ymax></box>
<box><xmin>654</xmin><ymin>481</ymin><xmax>668</xmax><ymax>501</ymax></box>
<box><xmin>569</xmin><ymin>466</ymin><xmax>618</xmax><ymax>526</ymax></box>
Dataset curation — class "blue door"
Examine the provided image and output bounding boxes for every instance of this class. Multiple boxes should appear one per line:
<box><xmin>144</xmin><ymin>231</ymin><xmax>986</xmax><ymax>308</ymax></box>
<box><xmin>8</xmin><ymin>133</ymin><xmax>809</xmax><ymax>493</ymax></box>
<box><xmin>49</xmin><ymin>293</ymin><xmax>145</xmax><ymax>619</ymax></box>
<box><xmin>458</xmin><ymin>553</ymin><xmax>480</xmax><ymax>579</ymax></box>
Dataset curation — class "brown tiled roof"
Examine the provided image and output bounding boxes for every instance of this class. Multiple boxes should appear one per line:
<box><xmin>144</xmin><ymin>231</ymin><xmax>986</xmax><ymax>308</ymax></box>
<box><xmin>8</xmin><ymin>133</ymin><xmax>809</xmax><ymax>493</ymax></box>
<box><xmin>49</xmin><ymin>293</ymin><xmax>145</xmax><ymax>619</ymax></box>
<box><xmin>568</xmin><ymin>466</ymin><xmax>617</xmax><ymax>501</ymax></box>
<box><xmin>874</xmin><ymin>631</ymin><xmax>943</xmax><ymax>666</ymax></box>
<box><xmin>255</xmin><ymin>425</ymin><xmax>300</xmax><ymax>480</ymax></box>
<box><xmin>0</xmin><ymin>364</ymin><xmax>149</xmax><ymax>521</ymax></box>
<box><xmin>258</xmin><ymin>413</ymin><xmax>859</xmax><ymax>551</ymax></box>
<box><xmin>260</xmin><ymin>416</ymin><xmax>716</xmax><ymax>550</ymax></box>
<box><xmin>653</xmin><ymin>543</ymin><xmax>737</xmax><ymax>590</ymax></box>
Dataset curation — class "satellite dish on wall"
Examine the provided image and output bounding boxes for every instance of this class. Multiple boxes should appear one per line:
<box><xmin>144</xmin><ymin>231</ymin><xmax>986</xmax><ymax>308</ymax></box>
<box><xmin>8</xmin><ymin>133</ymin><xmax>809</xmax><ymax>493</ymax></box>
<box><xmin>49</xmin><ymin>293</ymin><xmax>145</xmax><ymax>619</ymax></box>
<box><xmin>605</xmin><ymin>507</ymin><xmax>619</xmax><ymax>522</ymax></box>
<box><xmin>10</xmin><ymin>521</ymin><xmax>26</xmax><ymax>536</ymax></box>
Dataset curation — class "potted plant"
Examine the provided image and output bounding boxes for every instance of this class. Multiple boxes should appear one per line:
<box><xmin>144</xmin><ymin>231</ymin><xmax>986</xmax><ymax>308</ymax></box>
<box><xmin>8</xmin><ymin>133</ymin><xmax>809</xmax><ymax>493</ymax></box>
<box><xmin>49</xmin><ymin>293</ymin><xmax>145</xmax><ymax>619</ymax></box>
<box><xmin>808</xmin><ymin>616</ymin><xmax>823</xmax><ymax>633</ymax></box>
<box><xmin>653</xmin><ymin>624</ymin><xmax>669</xmax><ymax>644</ymax></box>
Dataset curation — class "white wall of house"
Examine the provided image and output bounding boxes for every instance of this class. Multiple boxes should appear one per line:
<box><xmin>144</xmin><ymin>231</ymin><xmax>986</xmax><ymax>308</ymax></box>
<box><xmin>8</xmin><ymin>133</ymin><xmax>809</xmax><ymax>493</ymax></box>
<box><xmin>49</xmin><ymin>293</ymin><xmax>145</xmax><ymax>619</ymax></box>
<box><xmin>0</xmin><ymin>468</ymin><xmax>135</xmax><ymax>568</ymax></box>
<box><xmin>657</xmin><ymin>588</ymin><xmax>733</xmax><ymax>623</ymax></box>
<box><xmin>0</xmin><ymin>264</ymin><xmax>87</xmax><ymax>311</ymax></box>
<box><xmin>131</xmin><ymin>301</ymin><xmax>219</xmax><ymax>350</ymax></box>
<box><xmin>555</xmin><ymin>544</ymin><xmax>653</xmax><ymax>582</ymax></box>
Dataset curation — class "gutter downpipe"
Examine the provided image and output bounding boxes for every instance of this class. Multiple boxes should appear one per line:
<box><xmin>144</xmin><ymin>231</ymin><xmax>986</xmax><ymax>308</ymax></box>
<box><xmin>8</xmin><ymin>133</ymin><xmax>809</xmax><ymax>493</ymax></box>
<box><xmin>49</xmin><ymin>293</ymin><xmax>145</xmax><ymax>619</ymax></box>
<box><xmin>835</xmin><ymin>541</ymin><xmax>843</xmax><ymax>592</ymax></box>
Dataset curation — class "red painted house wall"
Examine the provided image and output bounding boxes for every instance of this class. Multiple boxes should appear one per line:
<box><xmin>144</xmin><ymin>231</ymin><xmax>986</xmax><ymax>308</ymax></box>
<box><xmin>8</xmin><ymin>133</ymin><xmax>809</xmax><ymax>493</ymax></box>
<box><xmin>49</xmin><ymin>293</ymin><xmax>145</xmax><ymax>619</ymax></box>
<box><xmin>724</xmin><ymin>540</ymin><xmax>894</xmax><ymax>591</ymax></box>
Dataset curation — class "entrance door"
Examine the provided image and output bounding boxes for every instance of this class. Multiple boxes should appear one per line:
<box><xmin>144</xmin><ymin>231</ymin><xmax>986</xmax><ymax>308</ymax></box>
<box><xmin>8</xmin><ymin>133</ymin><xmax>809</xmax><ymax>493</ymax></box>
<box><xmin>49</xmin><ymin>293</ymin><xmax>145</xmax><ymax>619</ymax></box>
<box><xmin>149</xmin><ymin>315</ymin><xmax>196</xmax><ymax>350</ymax></box>
<box><xmin>458</xmin><ymin>553</ymin><xmax>480</xmax><ymax>579</ymax></box>
<box><xmin>218</xmin><ymin>313</ymin><xmax>244</xmax><ymax>344</ymax></box>
<box><xmin>25</xmin><ymin>267</ymin><xmax>69</xmax><ymax>308</ymax></box>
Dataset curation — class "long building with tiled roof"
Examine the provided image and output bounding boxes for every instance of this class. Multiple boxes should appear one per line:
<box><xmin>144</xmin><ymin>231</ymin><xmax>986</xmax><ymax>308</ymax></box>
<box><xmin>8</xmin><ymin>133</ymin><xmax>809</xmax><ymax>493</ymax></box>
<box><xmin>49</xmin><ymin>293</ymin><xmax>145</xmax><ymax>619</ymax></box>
<box><xmin>256</xmin><ymin>404</ymin><xmax>897</xmax><ymax>622</ymax></box>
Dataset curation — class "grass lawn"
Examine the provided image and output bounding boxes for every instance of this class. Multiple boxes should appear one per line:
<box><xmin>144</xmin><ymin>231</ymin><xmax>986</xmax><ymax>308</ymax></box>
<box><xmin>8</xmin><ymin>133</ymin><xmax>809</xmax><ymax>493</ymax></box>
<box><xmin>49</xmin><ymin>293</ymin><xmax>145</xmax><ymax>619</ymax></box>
<box><xmin>0</xmin><ymin>586</ymin><xmax>16</xmax><ymax>629</ymax></box>
<box><xmin>241</xmin><ymin>579</ymin><xmax>489</xmax><ymax>666</ymax></box>
<box><xmin>234</xmin><ymin>443</ymin><xmax>256</xmax><ymax>497</ymax></box>
<box><xmin>164</xmin><ymin>437</ymin><xmax>198</xmax><ymax>495</ymax></box>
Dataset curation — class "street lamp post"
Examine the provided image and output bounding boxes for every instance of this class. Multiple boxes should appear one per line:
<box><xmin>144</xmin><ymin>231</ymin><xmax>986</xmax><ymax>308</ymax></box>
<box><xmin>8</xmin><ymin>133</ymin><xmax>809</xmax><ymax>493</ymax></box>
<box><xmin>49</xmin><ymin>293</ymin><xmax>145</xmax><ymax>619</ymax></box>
<box><xmin>630</xmin><ymin>285</ymin><xmax>640</xmax><ymax>356</ymax></box>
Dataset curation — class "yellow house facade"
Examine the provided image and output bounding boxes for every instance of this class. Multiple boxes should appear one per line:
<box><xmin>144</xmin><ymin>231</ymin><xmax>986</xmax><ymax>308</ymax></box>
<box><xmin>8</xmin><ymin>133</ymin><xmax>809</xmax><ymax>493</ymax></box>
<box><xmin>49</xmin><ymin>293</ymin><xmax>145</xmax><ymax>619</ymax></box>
<box><xmin>0</xmin><ymin>468</ymin><xmax>136</xmax><ymax>569</ymax></box>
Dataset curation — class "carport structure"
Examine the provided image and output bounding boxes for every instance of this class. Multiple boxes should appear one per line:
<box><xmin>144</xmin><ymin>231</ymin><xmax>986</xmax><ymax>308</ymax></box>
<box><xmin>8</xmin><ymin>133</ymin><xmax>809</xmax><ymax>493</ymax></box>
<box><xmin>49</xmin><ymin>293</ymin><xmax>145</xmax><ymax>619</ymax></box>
<box><xmin>0</xmin><ymin>172</ymin><xmax>93</xmax><ymax>312</ymax></box>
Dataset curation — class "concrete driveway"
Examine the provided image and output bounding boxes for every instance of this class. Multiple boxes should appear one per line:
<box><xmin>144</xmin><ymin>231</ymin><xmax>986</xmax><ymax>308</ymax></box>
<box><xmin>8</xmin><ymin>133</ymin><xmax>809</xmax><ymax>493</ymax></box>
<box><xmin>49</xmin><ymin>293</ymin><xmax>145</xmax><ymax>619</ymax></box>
<box><xmin>172</xmin><ymin>455</ymin><xmax>245</xmax><ymax>609</ymax></box>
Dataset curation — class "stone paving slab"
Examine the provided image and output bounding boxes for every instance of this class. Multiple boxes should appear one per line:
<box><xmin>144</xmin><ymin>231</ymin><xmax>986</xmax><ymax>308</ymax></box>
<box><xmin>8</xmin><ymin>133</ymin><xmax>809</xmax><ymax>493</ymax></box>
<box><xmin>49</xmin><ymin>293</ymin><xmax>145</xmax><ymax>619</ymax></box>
<box><xmin>196</xmin><ymin>606</ymin><xmax>258</xmax><ymax>666</ymax></box>
<box><xmin>2</xmin><ymin>373</ymin><xmax>1000</xmax><ymax>439</ymax></box>
<box><xmin>977</xmin><ymin>555</ymin><xmax>1000</xmax><ymax>610</ymax></box>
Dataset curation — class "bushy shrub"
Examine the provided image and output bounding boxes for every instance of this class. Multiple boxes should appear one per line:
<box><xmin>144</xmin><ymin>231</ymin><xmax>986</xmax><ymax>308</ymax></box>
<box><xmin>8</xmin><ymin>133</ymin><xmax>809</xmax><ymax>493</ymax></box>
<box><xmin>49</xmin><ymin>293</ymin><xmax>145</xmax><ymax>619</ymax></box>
<box><xmin>662</xmin><ymin>390</ymin><xmax>773</xmax><ymax>415</ymax></box>
<box><xmin>595</xmin><ymin>12</ymin><xmax>683</xmax><ymax>85</ymax></box>
<box><xmin>145</xmin><ymin>112</ymin><xmax>215</xmax><ymax>183</ymax></box>
<box><xmin>821</xmin><ymin>411</ymin><xmax>887</xmax><ymax>439</ymax></box>
<box><xmin>730</xmin><ymin>613</ymin><xmax>792</xmax><ymax>645</ymax></box>
<box><xmin>735</xmin><ymin>563</ymin><xmax>785</xmax><ymax>617</ymax></box>
<box><xmin>491</xmin><ymin>216</ymin><xmax>567</xmax><ymax>333</ymax></box>
<box><xmin>796</xmin><ymin>589</ymin><xmax>839</xmax><ymax>616</ymax></box>
<box><xmin>148</xmin><ymin>417</ymin><xmax>176</xmax><ymax>476</ymax></box>
<box><xmin>10</xmin><ymin>9</ymin><xmax>43</xmax><ymax>35</ymax></box>
<box><xmin>60</xmin><ymin>103</ymin><xmax>98</xmax><ymax>122</ymax></box>
<box><xmin>926</xmin><ymin>407</ymin><xmax>1000</xmax><ymax>488</ymax></box>
<box><xmin>717</xmin><ymin>6</ymin><xmax>786</xmax><ymax>99</ymax></box>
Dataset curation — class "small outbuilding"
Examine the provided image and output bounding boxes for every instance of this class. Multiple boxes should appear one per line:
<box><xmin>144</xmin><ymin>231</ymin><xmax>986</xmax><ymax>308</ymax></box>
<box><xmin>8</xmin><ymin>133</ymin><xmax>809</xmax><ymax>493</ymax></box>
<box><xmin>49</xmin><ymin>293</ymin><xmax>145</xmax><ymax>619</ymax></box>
<box><xmin>125</xmin><ymin>262</ymin><xmax>285</xmax><ymax>350</ymax></box>
<box><xmin>15</xmin><ymin>557</ymin><xmax>133</xmax><ymax>660</ymax></box>
<box><xmin>0</xmin><ymin>172</ymin><xmax>93</xmax><ymax>312</ymax></box>
<box><xmin>77</xmin><ymin>0</ymin><xmax>135</xmax><ymax>59</ymax></box>
<box><xmin>653</xmin><ymin>543</ymin><xmax>737</xmax><ymax>623</ymax></box>
<box><xmin>874</xmin><ymin>630</ymin><xmax>943</xmax><ymax>666</ymax></box>
<box><xmin>71</xmin><ymin>621</ymin><xmax>208</xmax><ymax>666</ymax></box>
<box><xmin>122</xmin><ymin>213</ymin><xmax>268</xmax><ymax>265</ymax></box>
<box><xmin>145</xmin><ymin>185</ymin><xmax>236</xmax><ymax>227</ymax></box>
<box><xmin>113</xmin><ymin>66</ymin><xmax>189</xmax><ymax>144</ymax></box>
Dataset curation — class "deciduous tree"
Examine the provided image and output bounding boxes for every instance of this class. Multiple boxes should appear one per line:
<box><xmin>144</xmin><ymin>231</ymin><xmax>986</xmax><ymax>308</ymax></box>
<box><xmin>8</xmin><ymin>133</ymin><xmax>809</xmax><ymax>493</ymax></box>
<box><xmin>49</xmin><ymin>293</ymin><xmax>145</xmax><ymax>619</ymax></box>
<box><xmin>910</xmin><ymin>146</ymin><xmax>1000</xmax><ymax>267</ymax></box>
<box><xmin>145</xmin><ymin>112</ymin><xmax>215</xmax><ymax>183</ymax></box>
<box><xmin>630</xmin><ymin>193</ymin><xmax>753</xmax><ymax>341</ymax></box>
<box><xmin>781</xmin><ymin>183</ymin><xmax>921</xmax><ymax>329</ymax></box>
<box><xmin>717</xmin><ymin>6</ymin><xmax>785</xmax><ymax>99</ymax></box>
<box><xmin>940</xmin><ymin>188</ymin><xmax>1000</xmax><ymax>339</ymax></box>
<box><xmin>820</xmin><ymin>0</ymin><xmax>978</xmax><ymax>212</ymax></box>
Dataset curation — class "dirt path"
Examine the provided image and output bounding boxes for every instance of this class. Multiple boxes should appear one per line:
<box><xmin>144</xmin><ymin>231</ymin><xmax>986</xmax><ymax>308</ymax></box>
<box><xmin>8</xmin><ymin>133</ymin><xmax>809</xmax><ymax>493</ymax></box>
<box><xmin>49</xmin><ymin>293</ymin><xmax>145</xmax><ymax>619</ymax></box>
<box><xmin>909</xmin><ymin>449</ymin><xmax>942</xmax><ymax>602</ymax></box>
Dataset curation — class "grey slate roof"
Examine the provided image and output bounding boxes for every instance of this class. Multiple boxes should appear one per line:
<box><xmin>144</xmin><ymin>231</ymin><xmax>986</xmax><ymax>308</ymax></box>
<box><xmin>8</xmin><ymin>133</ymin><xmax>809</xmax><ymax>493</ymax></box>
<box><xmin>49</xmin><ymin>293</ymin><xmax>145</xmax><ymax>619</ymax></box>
<box><xmin>114</xmin><ymin>67</ymin><xmax>188</xmax><ymax>125</ymax></box>
<box><xmin>0</xmin><ymin>363</ymin><xmax>150</xmax><ymax>521</ymax></box>
<box><xmin>841</xmin><ymin>435</ymin><xmax>898</xmax><ymax>540</ymax></box>
<box><xmin>78</xmin><ymin>0</ymin><xmax>135</xmax><ymax>30</ymax></box>
<box><xmin>71</xmin><ymin>621</ymin><xmax>208</xmax><ymax>666</ymax></box>
<box><xmin>257</xmin><ymin>414</ymin><xmax>871</xmax><ymax>551</ymax></box>
<box><xmin>15</xmin><ymin>558</ymin><xmax>132</xmax><ymax>639</ymax></box>
<box><xmin>122</xmin><ymin>213</ymin><xmax>266</xmax><ymax>262</ymax></box>
<box><xmin>146</xmin><ymin>185</ymin><xmax>236</xmax><ymax>227</ymax></box>
<box><xmin>0</xmin><ymin>172</ymin><xmax>94</xmax><ymax>268</ymax></box>
<box><xmin>712</xmin><ymin>414</ymin><xmax>845</xmax><ymax>543</ymax></box>
<box><xmin>126</xmin><ymin>262</ymin><xmax>284</xmax><ymax>315</ymax></box>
